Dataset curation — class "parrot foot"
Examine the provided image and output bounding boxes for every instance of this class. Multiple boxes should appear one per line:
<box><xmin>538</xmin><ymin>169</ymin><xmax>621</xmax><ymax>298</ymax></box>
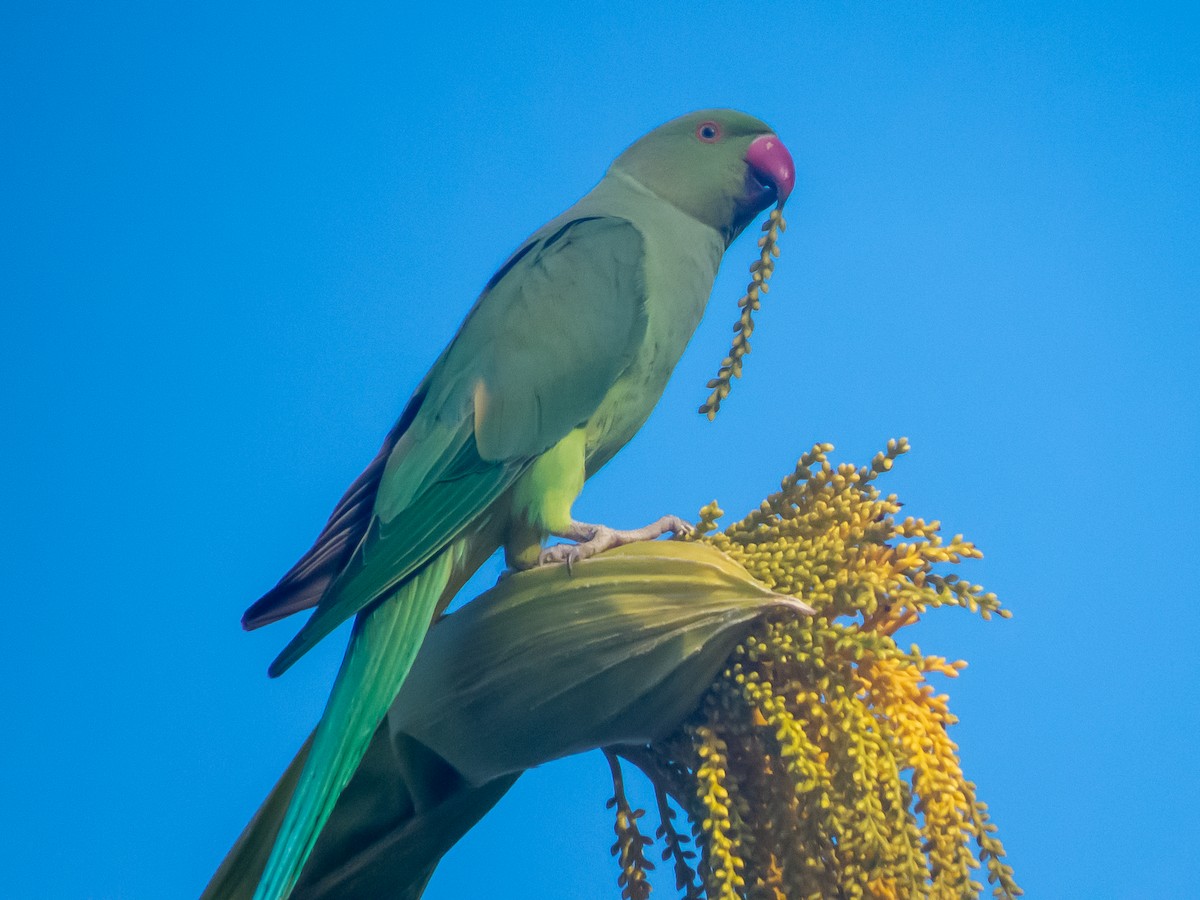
<box><xmin>538</xmin><ymin>515</ymin><xmax>696</xmax><ymax>571</ymax></box>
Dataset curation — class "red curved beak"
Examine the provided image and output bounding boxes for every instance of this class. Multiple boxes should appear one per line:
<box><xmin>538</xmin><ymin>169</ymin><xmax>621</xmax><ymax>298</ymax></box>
<box><xmin>746</xmin><ymin>134</ymin><xmax>795</xmax><ymax>203</ymax></box>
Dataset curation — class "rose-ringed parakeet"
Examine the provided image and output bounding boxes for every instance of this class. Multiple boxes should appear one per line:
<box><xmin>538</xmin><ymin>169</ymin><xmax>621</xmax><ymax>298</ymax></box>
<box><xmin>243</xmin><ymin>109</ymin><xmax>795</xmax><ymax>900</ymax></box>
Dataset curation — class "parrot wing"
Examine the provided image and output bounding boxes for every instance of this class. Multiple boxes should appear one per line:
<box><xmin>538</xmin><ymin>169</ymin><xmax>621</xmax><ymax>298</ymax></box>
<box><xmin>241</xmin><ymin>402</ymin><xmax>421</xmax><ymax>631</ymax></box>
<box><xmin>261</xmin><ymin>215</ymin><xmax>648</xmax><ymax>675</ymax></box>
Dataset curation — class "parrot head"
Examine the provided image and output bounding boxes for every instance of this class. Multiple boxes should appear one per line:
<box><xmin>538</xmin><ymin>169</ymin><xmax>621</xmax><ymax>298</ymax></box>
<box><xmin>610</xmin><ymin>109</ymin><xmax>794</xmax><ymax>246</ymax></box>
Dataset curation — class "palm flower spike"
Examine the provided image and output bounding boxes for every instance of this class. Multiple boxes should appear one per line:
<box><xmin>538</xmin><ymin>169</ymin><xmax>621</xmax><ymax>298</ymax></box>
<box><xmin>205</xmin><ymin>442</ymin><xmax>1021</xmax><ymax>900</ymax></box>
<box><xmin>699</xmin><ymin>202</ymin><xmax>787</xmax><ymax>420</ymax></box>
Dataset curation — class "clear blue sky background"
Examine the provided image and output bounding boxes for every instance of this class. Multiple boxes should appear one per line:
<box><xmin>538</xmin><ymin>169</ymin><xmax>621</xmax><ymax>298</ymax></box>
<box><xmin>3</xmin><ymin>3</ymin><xmax>1197</xmax><ymax>898</ymax></box>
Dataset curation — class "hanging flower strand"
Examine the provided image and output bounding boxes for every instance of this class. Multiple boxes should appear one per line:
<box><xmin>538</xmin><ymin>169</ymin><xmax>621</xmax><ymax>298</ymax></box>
<box><xmin>699</xmin><ymin>204</ymin><xmax>787</xmax><ymax>420</ymax></box>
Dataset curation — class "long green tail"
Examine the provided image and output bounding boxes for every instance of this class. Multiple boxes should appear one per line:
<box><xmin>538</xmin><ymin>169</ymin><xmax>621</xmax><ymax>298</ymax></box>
<box><xmin>252</xmin><ymin>550</ymin><xmax>455</xmax><ymax>900</ymax></box>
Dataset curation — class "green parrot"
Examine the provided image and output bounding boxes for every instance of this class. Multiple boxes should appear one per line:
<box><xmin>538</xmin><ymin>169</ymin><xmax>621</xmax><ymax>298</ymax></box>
<box><xmin>242</xmin><ymin>108</ymin><xmax>795</xmax><ymax>900</ymax></box>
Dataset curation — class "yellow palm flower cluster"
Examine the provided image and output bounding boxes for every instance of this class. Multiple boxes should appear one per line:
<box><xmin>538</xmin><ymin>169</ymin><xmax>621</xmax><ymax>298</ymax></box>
<box><xmin>699</xmin><ymin>205</ymin><xmax>786</xmax><ymax>420</ymax></box>
<box><xmin>606</xmin><ymin>440</ymin><xmax>1021</xmax><ymax>899</ymax></box>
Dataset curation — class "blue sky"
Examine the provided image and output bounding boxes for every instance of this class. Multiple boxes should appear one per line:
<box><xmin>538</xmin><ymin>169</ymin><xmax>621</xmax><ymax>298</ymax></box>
<box><xmin>2</xmin><ymin>2</ymin><xmax>1197</xmax><ymax>898</ymax></box>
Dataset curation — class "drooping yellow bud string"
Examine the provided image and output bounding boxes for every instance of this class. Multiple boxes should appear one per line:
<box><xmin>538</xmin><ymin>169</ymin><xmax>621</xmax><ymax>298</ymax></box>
<box><xmin>604</xmin><ymin>749</ymin><xmax>655</xmax><ymax>900</ymax></box>
<box><xmin>610</xmin><ymin>745</ymin><xmax>704</xmax><ymax>899</ymax></box>
<box><xmin>970</xmin><ymin>795</ymin><xmax>1023</xmax><ymax>898</ymax></box>
<box><xmin>653</xmin><ymin>776</ymin><xmax>705</xmax><ymax>899</ymax></box>
<box><xmin>699</xmin><ymin>204</ymin><xmax>787</xmax><ymax>420</ymax></box>
<box><xmin>690</xmin><ymin>724</ymin><xmax>745</xmax><ymax>900</ymax></box>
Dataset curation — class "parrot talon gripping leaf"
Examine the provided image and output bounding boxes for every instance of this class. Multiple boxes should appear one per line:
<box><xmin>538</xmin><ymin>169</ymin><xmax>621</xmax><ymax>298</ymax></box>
<box><xmin>539</xmin><ymin>516</ymin><xmax>695</xmax><ymax>570</ymax></box>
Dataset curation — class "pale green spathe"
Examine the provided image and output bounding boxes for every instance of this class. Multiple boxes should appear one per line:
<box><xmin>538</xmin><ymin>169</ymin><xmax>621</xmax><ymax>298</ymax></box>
<box><xmin>208</xmin><ymin>542</ymin><xmax>807</xmax><ymax>900</ymax></box>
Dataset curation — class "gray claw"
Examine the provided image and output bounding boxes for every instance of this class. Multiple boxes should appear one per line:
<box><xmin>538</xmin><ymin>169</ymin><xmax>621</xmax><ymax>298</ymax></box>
<box><xmin>538</xmin><ymin>514</ymin><xmax>696</xmax><ymax>571</ymax></box>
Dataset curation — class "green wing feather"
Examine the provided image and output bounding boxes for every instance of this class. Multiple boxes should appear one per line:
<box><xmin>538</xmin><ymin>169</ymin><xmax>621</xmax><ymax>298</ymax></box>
<box><xmin>267</xmin><ymin>426</ymin><xmax>516</xmax><ymax>677</ymax></box>
<box><xmin>268</xmin><ymin>216</ymin><xmax>648</xmax><ymax>676</ymax></box>
<box><xmin>446</xmin><ymin>216</ymin><xmax>648</xmax><ymax>462</ymax></box>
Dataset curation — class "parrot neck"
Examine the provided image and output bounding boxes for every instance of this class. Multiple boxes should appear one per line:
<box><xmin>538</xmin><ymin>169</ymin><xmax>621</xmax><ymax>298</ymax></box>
<box><xmin>604</xmin><ymin>169</ymin><xmax>725</xmax><ymax>237</ymax></box>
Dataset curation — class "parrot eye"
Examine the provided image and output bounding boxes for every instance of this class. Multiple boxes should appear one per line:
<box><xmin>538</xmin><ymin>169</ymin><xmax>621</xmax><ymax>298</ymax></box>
<box><xmin>696</xmin><ymin>121</ymin><xmax>722</xmax><ymax>143</ymax></box>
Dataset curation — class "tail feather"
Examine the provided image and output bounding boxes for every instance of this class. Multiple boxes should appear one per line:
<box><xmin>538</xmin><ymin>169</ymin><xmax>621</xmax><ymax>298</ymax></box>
<box><xmin>251</xmin><ymin>550</ymin><xmax>455</xmax><ymax>900</ymax></box>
